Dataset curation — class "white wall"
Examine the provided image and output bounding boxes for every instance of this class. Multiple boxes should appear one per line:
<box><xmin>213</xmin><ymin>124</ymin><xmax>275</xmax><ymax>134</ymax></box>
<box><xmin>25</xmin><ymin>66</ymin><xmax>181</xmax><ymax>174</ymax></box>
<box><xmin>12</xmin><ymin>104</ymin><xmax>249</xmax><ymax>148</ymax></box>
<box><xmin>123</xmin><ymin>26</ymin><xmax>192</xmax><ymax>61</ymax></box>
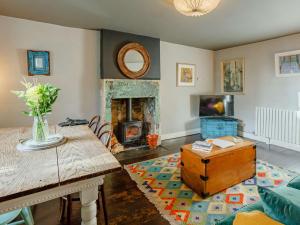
<box><xmin>0</xmin><ymin>16</ymin><xmax>100</xmax><ymax>127</ymax></box>
<box><xmin>160</xmin><ymin>41</ymin><xmax>214</xmax><ymax>139</ymax></box>
<box><xmin>215</xmin><ymin>34</ymin><xmax>300</xmax><ymax>134</ymax></box>
<box><xmin>0</xmin><ymin>16</ymin><xmax>215</xmax><ymax>137</ymax></box>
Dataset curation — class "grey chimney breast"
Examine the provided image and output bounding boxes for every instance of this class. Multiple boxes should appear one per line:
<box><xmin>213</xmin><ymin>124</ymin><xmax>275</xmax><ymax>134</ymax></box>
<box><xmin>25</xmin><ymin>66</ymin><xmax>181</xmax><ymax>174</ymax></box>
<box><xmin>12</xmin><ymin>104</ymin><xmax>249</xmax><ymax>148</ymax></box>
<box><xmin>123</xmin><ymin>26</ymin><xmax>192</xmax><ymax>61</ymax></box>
<box><xmin>100</xmin><ymin>29</ymin><xmax>161</xmax><ymax>80</ymax></box>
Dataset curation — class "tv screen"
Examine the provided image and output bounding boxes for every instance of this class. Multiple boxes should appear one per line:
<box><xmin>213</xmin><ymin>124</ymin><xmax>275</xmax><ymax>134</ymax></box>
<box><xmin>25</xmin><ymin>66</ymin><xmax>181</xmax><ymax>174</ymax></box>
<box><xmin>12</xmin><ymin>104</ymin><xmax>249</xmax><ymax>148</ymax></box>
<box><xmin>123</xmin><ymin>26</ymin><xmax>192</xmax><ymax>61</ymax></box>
<box><xmin>199</xmin><ymin>95</ymin><xmax>234</xmax><ymax>117</ymax></box>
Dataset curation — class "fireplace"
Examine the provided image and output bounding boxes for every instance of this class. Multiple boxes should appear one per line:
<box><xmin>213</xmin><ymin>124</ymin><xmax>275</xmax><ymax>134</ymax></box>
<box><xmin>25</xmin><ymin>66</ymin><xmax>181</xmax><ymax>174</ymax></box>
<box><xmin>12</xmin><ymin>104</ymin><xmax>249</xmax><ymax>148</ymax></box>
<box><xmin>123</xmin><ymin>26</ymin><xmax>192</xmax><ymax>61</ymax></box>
<box><xmin>100</xmin><ymin>79</ymin><xmax>160</xmax><ymax>151</ymax></box>
<box><xmin>118</xmin><ymin>98</ymin><xmax>143</xmax><ymax>144</ymax></box>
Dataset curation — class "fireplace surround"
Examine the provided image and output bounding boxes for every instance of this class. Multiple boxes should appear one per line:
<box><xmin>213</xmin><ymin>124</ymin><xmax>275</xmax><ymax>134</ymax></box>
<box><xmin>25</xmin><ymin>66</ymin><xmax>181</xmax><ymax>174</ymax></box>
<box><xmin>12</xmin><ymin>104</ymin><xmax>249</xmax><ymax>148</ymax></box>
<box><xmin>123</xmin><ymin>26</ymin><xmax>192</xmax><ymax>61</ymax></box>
<box><xmin>100</xmin><ymin>79</ymin><xmax>160</xmax><ymax>149</ymax></box>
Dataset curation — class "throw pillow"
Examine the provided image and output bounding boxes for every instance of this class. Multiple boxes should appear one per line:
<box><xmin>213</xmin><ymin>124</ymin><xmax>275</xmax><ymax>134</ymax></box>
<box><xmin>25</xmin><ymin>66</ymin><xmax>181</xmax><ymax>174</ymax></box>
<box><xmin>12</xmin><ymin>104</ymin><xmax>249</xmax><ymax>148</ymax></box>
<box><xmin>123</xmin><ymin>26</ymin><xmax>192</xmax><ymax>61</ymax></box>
<box><xmin>287</xmin><ymin>175</ymin><xmax>300</xmax><ymax>190</ymax></box>
<box><xmin>233</xmin><ymin>210</ymin><xmax>283</xmax><ymax>225</ymax></box>
<box><xmin>258</xmin><ymin>186</ymin><xmax>300</xmax><ymax>225</ymax></box>
<box><xmin>216</xmin><ymin>201</ymin><xmax>264</xmax><ymax>225</ymax></box>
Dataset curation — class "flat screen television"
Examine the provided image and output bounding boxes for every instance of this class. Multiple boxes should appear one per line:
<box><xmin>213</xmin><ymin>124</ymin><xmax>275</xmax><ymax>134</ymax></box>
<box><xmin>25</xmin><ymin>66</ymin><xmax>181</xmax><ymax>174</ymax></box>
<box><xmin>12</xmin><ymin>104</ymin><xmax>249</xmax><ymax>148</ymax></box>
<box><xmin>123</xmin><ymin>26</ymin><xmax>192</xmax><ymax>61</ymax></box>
<box><xmin>199</xmin><ymin>95</ymin><xmax>234</xmax><ymax>117</ymax></box>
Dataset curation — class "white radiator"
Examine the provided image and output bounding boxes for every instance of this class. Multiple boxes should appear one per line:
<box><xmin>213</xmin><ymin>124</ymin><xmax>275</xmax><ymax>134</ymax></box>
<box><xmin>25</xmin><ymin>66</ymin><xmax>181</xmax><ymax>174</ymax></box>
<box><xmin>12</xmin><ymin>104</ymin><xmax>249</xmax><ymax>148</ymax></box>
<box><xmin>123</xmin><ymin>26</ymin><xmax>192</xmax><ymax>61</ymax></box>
<box><xmin>255</xmin><ymin>107</ymin><xmax>300</xmax><ymax>145</ymax></box>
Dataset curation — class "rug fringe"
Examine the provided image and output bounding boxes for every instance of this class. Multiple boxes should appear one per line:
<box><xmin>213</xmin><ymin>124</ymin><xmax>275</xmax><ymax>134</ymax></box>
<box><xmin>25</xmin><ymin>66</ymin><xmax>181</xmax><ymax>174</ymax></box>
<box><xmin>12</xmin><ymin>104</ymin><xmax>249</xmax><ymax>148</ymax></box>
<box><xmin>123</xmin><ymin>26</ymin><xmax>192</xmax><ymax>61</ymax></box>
<box><xmin>124</xmin><ymin>166</ymin><xmax>184</xmax><ymax>225</ymax></box>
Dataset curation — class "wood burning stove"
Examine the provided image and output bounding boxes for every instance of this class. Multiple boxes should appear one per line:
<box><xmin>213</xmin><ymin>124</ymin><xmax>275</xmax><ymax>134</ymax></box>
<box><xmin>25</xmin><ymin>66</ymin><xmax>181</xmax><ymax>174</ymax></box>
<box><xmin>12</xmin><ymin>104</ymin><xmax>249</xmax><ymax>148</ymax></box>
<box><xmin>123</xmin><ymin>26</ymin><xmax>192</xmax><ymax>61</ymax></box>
<box><xmin>118</xmin><ymin>98</ymin><xmax>143</xmax><ymax>144</ymax></box>
<box><xmin>119</xmin><ymin>121</ymin><xmax>143</xmax><ymax>144</ymax></box>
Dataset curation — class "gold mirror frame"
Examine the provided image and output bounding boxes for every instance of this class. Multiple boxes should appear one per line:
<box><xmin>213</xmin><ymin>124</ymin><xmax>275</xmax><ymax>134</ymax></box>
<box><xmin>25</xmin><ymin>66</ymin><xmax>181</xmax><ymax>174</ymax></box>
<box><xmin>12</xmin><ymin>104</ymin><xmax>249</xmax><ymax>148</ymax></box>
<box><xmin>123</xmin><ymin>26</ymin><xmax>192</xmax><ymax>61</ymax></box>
<box><xmin>117</xmin><ymin>42</ymin><xmax>151</xmax><ymax>79</ymax></box>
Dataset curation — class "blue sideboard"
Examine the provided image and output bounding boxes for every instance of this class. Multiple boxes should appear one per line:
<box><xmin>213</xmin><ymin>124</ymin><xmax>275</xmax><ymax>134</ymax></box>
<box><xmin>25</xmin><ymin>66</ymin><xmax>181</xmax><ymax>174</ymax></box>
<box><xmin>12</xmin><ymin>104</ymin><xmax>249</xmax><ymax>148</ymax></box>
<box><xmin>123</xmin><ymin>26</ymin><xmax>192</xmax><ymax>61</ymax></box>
<box><xmin>200</xmin><ymin>117</ymin><xmax>238</xmax><ymax>139</ymax></box>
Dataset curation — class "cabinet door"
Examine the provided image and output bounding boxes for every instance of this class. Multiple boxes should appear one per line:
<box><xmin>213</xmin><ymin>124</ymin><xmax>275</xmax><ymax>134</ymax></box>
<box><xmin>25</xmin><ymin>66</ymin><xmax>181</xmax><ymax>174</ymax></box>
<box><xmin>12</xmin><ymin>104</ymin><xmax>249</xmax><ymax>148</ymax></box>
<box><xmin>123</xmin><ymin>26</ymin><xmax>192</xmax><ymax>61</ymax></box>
<box><xmin>216</xmin><ymin>122</ymin><xmax>225</xmax><ymax>131</ymax></box>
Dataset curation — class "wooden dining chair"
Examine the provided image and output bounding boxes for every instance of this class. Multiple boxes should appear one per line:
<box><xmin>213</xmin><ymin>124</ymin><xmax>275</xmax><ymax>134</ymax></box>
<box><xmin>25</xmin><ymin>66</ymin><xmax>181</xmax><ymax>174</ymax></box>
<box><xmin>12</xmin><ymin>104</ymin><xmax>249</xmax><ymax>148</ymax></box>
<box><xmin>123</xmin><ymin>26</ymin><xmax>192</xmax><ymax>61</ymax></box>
<box><xmin>94</xmin><ymin>121</ymin><xmax>112</xmax><ymax>224</ymax></box>
<box><xmin>60</xmin><ymin>119</ymin><xmax>111</xmax><ymax>225</ymax></box>
<box><xmin>0</xmin><ymin>207</ymin><xmax>34</xmax><ymax>225</ymax></box>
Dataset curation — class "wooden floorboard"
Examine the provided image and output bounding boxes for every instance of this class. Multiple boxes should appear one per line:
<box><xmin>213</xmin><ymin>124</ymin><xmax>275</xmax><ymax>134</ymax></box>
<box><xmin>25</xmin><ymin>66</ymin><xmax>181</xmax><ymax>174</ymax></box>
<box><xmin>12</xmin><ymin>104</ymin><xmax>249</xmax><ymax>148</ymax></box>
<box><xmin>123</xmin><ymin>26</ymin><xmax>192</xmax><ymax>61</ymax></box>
<box><xmin>33</xmin><ymin>134</ymin><xmax>300</xmax><ymax>225</ymax></box>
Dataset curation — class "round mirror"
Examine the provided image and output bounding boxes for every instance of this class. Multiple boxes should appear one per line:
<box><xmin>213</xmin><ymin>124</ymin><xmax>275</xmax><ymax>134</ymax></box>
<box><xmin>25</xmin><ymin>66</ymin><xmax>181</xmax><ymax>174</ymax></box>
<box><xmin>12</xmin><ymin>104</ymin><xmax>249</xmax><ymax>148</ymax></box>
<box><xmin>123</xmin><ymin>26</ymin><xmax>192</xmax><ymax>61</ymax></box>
<box><xmin>124</xmin><ymin>50</ymin><xmax>145</xmax><ymax>72</ymax></box>
<box><xmin>117</xmin><ymin>43</ymin><xmax>151</xmax><ymax>79</ymax></box>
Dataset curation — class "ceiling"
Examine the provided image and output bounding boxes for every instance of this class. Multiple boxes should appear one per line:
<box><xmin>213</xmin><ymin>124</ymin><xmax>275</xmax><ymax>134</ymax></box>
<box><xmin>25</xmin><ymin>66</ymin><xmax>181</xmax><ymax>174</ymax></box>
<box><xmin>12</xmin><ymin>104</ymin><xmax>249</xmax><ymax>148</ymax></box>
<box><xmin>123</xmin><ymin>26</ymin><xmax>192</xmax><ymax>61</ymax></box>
<box><xmin>1</xmin><ymin>0</ymin><xmax>300</xmax><ymax>50</ymax></box>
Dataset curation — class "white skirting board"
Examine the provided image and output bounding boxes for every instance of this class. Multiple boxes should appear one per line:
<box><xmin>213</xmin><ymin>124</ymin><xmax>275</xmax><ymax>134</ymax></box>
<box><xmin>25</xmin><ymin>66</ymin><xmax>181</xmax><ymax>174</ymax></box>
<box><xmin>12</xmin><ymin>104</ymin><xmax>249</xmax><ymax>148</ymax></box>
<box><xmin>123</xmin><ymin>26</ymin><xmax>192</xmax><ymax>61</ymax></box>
<box><xmin>161</xmin><ymin>129</ymin><xmax>300</xmax><ymax>153</ymax></box>
<box><xmin>161</xmin><ymin>128</ymin><xmax>201</xmax><ymax>141</ymax></box>
<box><xmin>241</xmin><ymin>131</ymin><xmax>300</xmax><ymax>152</ymax></box>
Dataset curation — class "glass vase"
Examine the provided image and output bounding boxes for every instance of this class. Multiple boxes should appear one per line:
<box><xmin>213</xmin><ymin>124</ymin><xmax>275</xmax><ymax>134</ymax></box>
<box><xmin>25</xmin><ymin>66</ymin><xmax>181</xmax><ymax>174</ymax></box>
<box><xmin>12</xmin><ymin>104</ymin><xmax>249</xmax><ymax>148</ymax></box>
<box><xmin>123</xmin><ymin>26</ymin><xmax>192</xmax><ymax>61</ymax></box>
<box><xmin>32</xmin><ymin>116</ymin><xmax>49</xmax><ymax>143</ymax></box>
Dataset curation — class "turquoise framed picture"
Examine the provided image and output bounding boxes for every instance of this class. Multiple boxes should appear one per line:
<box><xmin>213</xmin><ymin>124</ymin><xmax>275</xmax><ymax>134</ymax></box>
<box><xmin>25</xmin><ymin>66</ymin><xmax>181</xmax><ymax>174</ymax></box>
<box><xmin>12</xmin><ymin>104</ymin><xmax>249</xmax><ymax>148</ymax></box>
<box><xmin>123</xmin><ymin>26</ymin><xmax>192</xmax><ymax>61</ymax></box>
<box><xmin>27</xmin><ymin>50</ymin><xmax>50</xmax><ymax>76</ymax></box>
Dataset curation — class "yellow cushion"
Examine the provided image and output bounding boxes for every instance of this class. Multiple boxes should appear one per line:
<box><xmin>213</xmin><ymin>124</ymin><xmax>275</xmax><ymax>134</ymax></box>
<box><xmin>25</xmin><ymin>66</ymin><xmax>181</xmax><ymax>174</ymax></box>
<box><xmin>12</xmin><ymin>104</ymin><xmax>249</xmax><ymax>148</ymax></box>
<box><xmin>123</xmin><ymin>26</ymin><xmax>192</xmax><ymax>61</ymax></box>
<box><xmin>233</xmin><ymin>210</ymin><xmax>284</xmax><ymax>225</ymax></box>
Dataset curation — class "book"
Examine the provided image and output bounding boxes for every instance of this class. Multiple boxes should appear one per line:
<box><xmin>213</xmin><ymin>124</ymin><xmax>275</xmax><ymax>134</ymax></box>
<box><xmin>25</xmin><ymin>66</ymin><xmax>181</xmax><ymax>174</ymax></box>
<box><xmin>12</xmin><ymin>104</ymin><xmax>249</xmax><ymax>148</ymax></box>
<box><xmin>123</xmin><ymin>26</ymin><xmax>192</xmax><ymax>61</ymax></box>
<box><xmin>192</xmin><ymin>141</ymin><xmax>213</xmax><ymax>152</ymax></box>
<box><xmin>212</xmin><ymin>139</ymin><xmax>235</xmax><ymax>148</ymax></box>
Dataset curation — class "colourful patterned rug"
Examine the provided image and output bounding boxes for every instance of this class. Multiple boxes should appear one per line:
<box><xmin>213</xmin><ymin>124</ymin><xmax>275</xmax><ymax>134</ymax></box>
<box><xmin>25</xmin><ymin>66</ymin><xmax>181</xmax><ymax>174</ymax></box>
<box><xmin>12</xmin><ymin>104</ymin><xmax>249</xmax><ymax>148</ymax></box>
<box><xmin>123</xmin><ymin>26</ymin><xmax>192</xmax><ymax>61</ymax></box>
<box><xmin>125</xmin><ymin>153</ymin><xmax>298</xmax><ymax>225</ymax></box>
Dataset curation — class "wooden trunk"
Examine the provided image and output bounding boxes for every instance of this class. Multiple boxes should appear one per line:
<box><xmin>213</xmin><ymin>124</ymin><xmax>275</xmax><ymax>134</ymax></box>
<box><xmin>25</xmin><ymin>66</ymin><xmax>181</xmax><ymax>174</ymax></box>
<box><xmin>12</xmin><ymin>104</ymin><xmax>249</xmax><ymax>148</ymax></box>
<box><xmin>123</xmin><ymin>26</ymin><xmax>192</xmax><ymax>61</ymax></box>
<box><xmin>181</xmin><ymin>138</ymin><xmax>256</xmax><ymax>198</ymax></box>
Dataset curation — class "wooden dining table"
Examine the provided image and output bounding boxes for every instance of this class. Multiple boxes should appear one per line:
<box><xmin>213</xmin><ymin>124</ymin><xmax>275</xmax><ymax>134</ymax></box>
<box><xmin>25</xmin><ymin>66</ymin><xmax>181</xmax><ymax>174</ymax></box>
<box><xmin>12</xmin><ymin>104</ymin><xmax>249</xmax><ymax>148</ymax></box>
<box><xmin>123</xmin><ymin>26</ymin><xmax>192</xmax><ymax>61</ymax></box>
<box><xmin>0</xmin><ymin>125</ymin><xmax>121</xmax><ymax>225</ymax></box>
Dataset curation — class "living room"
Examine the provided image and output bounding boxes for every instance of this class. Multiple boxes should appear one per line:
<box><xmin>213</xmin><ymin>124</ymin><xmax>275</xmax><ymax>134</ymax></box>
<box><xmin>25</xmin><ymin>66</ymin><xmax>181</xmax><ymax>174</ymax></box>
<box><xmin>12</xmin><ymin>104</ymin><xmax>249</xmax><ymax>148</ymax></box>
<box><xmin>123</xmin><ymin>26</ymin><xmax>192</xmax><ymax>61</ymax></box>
<box><xmin>0</xmin><ymin>0</ymin><xmax>300</xmax><ymax>225</ymax></box>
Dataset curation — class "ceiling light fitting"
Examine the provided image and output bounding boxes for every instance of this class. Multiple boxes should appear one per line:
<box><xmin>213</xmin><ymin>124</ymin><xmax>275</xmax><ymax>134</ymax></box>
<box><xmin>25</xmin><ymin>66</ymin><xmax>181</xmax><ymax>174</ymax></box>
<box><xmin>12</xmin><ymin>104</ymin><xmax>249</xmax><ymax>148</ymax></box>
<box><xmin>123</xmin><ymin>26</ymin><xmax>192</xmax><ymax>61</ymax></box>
<box><xmin>174</xmin><ymin>0</ymin><xmax>221</xmax><ymax>17</ymax></box>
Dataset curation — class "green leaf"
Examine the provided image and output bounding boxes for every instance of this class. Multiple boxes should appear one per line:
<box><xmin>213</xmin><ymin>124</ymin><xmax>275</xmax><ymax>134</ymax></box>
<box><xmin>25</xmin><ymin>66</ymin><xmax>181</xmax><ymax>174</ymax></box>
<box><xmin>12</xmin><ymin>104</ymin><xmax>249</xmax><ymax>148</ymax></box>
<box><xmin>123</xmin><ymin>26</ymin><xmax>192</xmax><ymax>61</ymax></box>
<box><xmin>12</xmin><ymin>81</ymin><xmax>60</xmax><ymax>117</ymax></box>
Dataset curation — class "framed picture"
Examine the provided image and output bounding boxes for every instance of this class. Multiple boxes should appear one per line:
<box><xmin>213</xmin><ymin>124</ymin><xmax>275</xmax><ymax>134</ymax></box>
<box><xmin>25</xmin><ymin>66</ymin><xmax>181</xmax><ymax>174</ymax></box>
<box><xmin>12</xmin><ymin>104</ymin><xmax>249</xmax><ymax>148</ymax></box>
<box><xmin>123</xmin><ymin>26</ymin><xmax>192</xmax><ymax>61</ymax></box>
<box><xmin>27</xmin><ymin>50</ymin><xmax>50</xmax><ymax>76</ymax></box>
<box><xmin>275</xmin><ymin>50</ymin><xmax>300</xmax><ymax>77</ymax></box>
<box><xmin>221</xmin><ymin>58</ymin><xmax>245</xmax><ymax>94</ymax></box>
<box><xmin>176</xmin><ymin>63</ymin><xmax>195</xmax><ymax>87</ymax></box>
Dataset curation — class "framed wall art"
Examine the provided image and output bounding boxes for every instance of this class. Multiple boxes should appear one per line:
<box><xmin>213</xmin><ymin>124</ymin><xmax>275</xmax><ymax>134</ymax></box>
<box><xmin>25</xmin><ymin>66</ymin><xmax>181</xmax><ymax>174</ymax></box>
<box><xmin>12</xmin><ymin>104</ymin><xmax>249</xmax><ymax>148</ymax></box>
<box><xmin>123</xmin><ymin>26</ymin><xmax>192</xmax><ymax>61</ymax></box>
<box><xmin>275</xmin><ymin>50</ymin><xmax>300</xmax><ymax>77</ymax></box>
<box><xmin>221</xmin><ymin>58</ymin><xmax>245</xmax><ymax>94</ymax></box>
<box><xmin>176</xmin><ymin>63</ymin><xmax>195</xmax><ymax>87</ymax></box>
<box><xmin>27</xmin><ymin>50</ymin><xmax>50</xmax><ymax>76</ymax></box>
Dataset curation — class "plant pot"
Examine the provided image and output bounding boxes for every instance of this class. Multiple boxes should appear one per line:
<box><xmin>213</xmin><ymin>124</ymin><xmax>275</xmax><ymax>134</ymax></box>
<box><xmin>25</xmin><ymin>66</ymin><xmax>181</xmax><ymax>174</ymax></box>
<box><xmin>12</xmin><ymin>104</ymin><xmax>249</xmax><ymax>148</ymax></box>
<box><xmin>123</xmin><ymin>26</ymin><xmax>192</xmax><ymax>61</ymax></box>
<box><xmin>32</xmin><ymin>116</ymin><xmax>49</xmax><ymax>143</ymax></box>
<box><xmin>147</xmin><ymin>134</ymin><xmax>159</xmax><ymax>150</ymax></box>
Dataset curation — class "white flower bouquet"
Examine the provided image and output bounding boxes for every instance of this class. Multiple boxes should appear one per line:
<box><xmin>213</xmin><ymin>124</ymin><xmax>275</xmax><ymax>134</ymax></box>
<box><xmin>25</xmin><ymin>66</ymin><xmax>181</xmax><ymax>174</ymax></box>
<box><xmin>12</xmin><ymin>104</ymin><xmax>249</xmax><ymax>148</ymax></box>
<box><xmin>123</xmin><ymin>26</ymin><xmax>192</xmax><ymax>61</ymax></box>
<box><xmin>12</xmin><ymin>80</ymin><xmax>60</xmax><ymax>142</ymax></box>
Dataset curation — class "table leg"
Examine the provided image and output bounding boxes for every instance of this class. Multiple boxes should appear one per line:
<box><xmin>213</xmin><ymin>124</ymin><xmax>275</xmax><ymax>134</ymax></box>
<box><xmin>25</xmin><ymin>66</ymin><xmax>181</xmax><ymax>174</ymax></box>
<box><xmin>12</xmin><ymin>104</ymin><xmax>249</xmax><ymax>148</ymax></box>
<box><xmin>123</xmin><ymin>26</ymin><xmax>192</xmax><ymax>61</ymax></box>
<box><xmin>80</xmin><ymin>186</ymin><xmax>98</xmax><ymax>225</ymax></box>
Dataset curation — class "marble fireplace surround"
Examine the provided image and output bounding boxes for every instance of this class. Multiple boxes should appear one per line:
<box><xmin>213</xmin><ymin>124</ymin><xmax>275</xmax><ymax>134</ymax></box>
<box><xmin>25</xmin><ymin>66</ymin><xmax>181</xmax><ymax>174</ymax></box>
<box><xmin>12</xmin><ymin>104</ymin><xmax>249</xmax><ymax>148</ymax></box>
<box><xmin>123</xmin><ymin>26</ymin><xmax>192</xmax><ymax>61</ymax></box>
<box><xmin>100</xmin><ymin>79</ymin><xmax>160</xmax><ymax>138</ymax></box>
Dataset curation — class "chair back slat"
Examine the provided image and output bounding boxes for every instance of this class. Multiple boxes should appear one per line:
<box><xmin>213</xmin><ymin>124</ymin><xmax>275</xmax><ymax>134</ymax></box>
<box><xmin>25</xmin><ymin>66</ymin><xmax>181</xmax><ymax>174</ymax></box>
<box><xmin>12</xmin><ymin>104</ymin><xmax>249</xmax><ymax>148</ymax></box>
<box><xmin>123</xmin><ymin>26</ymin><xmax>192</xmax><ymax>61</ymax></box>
<box><xmin>89</xmin><ymin>116</ymin><xmax>112</xmax><ymax>149</ymax></box>
<box><xmin>96</xmin><ymin>122</ymin><xmax>112</xmax><ymax>149</ymax></box>
<box><xmin>96</xmin><ymin>122</ymin><xmax>110</xmax><ymax>137</ymax></box>
<box><xmin>88</xmin><ymin>115</ymin><xmax>101</xmax><ymax>133</ymax></box>
<box><xmin>98</xmin><ymin>130</ymin><xmax>112</xmax><ymax>148</ymax></box>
